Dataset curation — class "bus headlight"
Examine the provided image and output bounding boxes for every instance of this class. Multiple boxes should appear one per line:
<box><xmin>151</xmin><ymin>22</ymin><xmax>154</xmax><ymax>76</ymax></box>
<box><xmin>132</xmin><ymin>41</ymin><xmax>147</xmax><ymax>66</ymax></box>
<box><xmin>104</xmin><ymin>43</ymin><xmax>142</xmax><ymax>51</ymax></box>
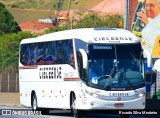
<box><xmin>138</xmin><ymin>93</ymin><xmax>144</xmax><ymax>97</ymax></box>
<box><xmin>92</xmin><ymin>93</ymin><xmax>101</xmax><ymax>98</ymax></box>
<box><xmin>85</xmin><ymin>89</ymin><xmax>101</xmax><ymax>98</ymax></box>
<box><xmin>134</xmin><ymin>89</ymin><xmax>145</xmax><ymax>97</ymax></box>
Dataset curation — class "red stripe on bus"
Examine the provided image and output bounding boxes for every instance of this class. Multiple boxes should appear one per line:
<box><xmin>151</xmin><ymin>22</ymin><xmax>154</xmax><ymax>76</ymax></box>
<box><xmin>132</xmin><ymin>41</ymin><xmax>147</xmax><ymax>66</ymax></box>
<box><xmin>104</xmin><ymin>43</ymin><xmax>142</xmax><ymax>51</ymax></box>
<box><xmin>64</xmin><ymin>78</ymin><xmax>79</xmax><ymax>81</ymax></box>
<box><xmin>19</xmin><ymin>66</ymin><xmax>38</xmax><ymax>69</ymax></box>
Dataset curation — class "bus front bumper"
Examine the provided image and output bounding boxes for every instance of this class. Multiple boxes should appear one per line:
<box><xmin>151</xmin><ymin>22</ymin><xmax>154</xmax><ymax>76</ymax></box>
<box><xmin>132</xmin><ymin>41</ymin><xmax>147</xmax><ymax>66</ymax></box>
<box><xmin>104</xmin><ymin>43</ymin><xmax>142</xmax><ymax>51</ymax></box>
<box><xmin>76</xmin><ymin>95</ymin><xmax>145</xmax><ymax>110</ymax></box>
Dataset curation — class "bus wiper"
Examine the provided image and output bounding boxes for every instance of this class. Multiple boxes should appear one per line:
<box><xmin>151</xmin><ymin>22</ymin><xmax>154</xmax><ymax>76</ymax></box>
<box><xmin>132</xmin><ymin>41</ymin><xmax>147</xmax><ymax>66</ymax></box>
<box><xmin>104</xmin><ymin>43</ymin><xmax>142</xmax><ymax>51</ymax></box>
<box><xmin>104</xmin><ymin>46</ymin><xmax>119</xmax><ymax>89</ymax></box>
<box><xmin>98</xmin><ymin>75</ymin><xmax>111</xmax><ymax>90</ymax></box>
<box><xmin>103</xmin><ymin>59</ymin><xmax>119</xmax><ymax>89</ymax></box>
<box><xmin>103</xmin><ymin>70</ymin><xmax>114</xmax><ymax>89</ymax></box>
<box><xmin>98</xmin><ymin>75</ymin><xmax>111</xmax><ymax>80</ymax></box>
<box><xmin>103</xmin><ymin>81</ymin><xmax>109</xmax><ymax>90</ymax></box>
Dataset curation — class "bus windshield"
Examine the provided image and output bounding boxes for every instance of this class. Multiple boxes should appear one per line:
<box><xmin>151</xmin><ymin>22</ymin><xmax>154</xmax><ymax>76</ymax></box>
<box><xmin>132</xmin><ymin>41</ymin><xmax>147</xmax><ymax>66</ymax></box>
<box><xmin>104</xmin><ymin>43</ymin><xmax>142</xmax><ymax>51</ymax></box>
<box><xmin>88</xmin><ymin>43</ymin><xmax>144</xmax><ymax>91</ymax></box>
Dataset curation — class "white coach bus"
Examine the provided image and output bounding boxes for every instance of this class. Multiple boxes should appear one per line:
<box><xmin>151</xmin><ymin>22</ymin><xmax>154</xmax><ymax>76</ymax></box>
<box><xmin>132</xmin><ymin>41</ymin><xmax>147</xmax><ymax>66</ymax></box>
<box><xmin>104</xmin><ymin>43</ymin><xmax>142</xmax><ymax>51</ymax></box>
<box><xmin>19</xmin><ymin>28</ymin><xmax>152</xmax><ymax>117</ymax></box>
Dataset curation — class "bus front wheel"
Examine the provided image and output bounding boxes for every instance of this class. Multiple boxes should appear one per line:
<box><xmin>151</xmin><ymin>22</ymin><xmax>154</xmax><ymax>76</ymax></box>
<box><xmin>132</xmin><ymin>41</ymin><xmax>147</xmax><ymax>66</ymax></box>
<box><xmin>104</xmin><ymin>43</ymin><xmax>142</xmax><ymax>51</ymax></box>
<box><xmin>71</xmin><ymin>93</ymin><xmax>85</xmax><ymax>118</ymax></box>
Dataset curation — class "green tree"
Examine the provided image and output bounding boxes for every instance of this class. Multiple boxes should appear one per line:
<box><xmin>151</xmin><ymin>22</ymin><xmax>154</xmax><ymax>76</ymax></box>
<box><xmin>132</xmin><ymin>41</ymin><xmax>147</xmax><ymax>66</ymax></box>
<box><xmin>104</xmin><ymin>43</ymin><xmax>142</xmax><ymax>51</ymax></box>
<box><xmin>74</xmin><ymin>13</ymin><xmax>123</xmax><ymax>28</ymax></box>
<box><xmin>73</xmin><ymin>13</ymin><xmax>104</xmax><ymax>28</ymax></box>
<box><xmin>0</xmin><ymin>31</ymin><xmax>35</xmax><ymax>72</ymax></box>
<box><xmin>45</xmin><ymin>13</ymin><xmax>123</xmax><ymax>33</ymax></box>
<box><xmin>0</xmin><ymin>2</ymin><xmax>21</xmax><ymax>35</ymax></box>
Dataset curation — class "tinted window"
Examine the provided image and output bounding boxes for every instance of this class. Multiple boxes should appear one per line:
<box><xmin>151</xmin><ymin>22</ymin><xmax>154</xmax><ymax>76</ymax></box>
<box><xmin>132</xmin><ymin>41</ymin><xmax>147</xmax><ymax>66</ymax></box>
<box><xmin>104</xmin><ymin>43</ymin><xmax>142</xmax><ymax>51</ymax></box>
<box><xmin>20</xmin><ymin>39</ymin><xmax>75</xmax><ymax>68</ymax></box>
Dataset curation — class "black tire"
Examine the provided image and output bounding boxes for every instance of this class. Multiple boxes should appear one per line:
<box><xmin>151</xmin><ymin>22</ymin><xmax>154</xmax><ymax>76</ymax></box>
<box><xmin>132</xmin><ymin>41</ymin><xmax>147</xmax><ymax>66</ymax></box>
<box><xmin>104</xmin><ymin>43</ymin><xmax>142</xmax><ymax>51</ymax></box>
<box><xmin>71</xmin><ymin>93</ymin><xmax>85</xmax><ymax>118</ymax></box>
<box><xmin>39</xmin><ymin>108</ymin><xmax>49</xmax><ymax>115</ymax></box>
<box><xmin>31</xmin><ymin>93</ymin><xmax>49</xmax><ymax>115</ymax></box>
<box><xmin>32</xmin><ymin>94</ymin><xmax>38</xmax><ymax>112</ymax></box>
<box><xmin>120</xmin><ymin>114</ymin><xmax>130</xmax><ymax>118</ymax></box>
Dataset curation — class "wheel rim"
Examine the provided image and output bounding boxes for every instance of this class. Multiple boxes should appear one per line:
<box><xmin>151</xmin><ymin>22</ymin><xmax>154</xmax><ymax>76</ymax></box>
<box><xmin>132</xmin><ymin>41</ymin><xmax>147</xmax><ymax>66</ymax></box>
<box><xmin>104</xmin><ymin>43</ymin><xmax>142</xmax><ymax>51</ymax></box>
<box><xmin>71</xmin><ymin>95</ymin><xmax>77</xmax><ymax>115</ymax></box>
<box><xmin>72</xmin><ymin>99</ymin><xmax>76</xmax><ymax>111</ymax></box>
<box><xmin>33</xmin><ymin>96</ymin><xmax>37</xmax><ymax>111</ymax></box>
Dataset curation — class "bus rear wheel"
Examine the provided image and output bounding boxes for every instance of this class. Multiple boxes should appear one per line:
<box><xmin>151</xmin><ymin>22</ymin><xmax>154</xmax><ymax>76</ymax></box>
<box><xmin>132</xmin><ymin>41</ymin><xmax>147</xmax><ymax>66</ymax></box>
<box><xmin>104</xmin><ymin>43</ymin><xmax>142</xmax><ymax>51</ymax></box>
<box><xmin>32</xmin><ymin>94</ymin><xmax>38</xmax><ymax>112</ymax></box>
<box><xmin>71</xmin><ymin>93</ymin><xmax>85</xmax><ymax>118</ymax></box>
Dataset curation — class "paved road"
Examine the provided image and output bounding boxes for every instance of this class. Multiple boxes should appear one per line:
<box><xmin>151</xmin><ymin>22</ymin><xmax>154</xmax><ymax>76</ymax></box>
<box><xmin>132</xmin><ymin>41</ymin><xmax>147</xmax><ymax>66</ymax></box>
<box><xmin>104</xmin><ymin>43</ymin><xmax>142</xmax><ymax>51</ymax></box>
<box><xmin>0</xmin><ymin>106</ymin><xmax>118</xmax><ymax>118</ymax></box>
<box><xmin>0</xmin><ymin>106</ymin><xmax>160</xmax><ymax>118</ymax></box>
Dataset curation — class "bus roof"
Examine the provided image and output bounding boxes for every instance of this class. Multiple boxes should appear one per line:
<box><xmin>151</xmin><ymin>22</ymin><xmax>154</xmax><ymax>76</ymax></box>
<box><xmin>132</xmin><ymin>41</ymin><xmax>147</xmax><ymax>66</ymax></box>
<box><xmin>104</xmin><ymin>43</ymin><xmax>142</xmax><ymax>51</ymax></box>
<box><xmin>20</xmin><ymin>28</ymin><xmax>140</xmax><ymax>44</ymax></box>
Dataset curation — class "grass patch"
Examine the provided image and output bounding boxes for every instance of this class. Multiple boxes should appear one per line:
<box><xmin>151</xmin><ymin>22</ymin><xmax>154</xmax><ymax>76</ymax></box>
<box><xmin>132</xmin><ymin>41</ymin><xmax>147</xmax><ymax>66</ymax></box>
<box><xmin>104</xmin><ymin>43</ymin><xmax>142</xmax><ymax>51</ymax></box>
<box><xmin>0</xmin><ymin>0</ymin><xmax>103</xmax><ymax>10</ymax></box>
<box><xmin>5</xmin><ymin>0</ymin><xmax>102</xmax><ymax>24</ymax></box>
<box><xmin>9</xmin><ymin>8</ymin><xmax>54</xmax><ymax>24</ymax></box>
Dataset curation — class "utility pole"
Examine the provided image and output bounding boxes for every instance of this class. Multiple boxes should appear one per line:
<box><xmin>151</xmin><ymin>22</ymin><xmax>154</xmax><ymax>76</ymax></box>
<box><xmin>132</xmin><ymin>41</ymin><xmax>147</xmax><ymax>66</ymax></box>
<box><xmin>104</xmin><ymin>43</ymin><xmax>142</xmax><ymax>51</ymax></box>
<box><xmin>124</xmin><ymin>0</ymin><xmax>129</xmax><ymax>30</ymax></box>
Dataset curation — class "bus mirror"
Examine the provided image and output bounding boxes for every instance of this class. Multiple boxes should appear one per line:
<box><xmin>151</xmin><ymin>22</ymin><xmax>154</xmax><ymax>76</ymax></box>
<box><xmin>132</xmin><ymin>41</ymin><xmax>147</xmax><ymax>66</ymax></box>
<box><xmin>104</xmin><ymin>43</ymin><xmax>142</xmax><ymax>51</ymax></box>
<box><xmin>79</xmin><ymin>49</ymin><xmax>88</xmax><ymax>69</ymax></box>
<box><xmin>143</xmin><ymin>49</ymin><xmax>152</xmax><ymax>67</ymax></box>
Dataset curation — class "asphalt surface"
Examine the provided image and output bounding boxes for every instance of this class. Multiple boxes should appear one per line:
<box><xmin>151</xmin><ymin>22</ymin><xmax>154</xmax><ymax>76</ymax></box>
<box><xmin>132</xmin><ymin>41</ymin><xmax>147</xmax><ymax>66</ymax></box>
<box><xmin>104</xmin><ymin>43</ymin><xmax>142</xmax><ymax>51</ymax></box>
<box><xmin>0</xmin><ymin>106</ymin><xmax>160</xmax><ymax>118</ymax></box>
<box><xmin>0</xmin><ymin>106</ymin><xmax>118</xmax><ymax>118</ymax></box>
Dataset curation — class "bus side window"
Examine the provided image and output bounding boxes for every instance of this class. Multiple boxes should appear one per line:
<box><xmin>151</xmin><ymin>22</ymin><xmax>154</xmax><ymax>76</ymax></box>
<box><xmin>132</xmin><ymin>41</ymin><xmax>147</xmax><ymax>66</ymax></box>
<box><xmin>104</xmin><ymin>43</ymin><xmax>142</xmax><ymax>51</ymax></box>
<box><xmin>77</xmin><ymin>52</ymin><xmax>87</xmax><ymax>82</ymax></box>
<box><xmin>20</xmin><ymin>44</ymin><xmax>26</xmax><ymax>65</ymax></box>
<box><xmin>45</xmin><ymin>42</ymin><xmax>55</xmax><ymax>65</ymax></box>
<box><xmin>30</xmin><ymin>43</ymin><xmax>37</xmax><ymax>65</ymax></box>
<box><xmin>37</xmin><ymin>43</ymin><xmax>45</xmax><ymax>65</ymax></box>
<box><xmin>56</xmin><ymin>41</ymin><xmax>65</xmax><ymax>64</ymax></box>
<box><xmin>24</xmin><ymin>45</ymin><xmax>30</xmax><ymax>65</ymax></box>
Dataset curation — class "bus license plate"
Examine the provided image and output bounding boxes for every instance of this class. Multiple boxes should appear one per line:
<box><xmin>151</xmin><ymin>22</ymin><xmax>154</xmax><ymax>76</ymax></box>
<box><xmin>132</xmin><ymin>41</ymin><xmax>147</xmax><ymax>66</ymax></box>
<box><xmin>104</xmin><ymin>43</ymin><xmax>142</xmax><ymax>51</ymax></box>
<box><xmin>114</xmin><ymin>103</ymin><xmax>124</xmax><ymax>107</ymax></box>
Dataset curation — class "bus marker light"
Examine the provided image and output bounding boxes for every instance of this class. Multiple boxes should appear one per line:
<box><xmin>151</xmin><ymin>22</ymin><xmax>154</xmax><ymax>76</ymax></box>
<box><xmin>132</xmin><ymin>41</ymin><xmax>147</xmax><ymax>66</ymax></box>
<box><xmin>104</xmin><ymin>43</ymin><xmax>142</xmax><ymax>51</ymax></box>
<box><xmin>90</xmin><ymin>102</ymin><xmax>94</xmax><ymax>106</ymax></box>
<box><xmin>117</xmin><ymin>97</ymin><xmax>121</xmax><ymax>101</ymax></box>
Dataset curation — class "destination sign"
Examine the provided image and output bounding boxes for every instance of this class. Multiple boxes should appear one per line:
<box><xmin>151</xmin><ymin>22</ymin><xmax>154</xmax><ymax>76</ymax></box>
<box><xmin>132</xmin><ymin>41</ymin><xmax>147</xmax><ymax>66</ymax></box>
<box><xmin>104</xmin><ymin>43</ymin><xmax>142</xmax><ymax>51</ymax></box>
<box><xmin>94</xmin><ymin>37</ymin><xmax>133</xmax><ymax>41</ymax></box>
<box><xmin>93</xmin><ymin>45</ymin><xmax>112</xmax><ymax>50</ymax></box>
